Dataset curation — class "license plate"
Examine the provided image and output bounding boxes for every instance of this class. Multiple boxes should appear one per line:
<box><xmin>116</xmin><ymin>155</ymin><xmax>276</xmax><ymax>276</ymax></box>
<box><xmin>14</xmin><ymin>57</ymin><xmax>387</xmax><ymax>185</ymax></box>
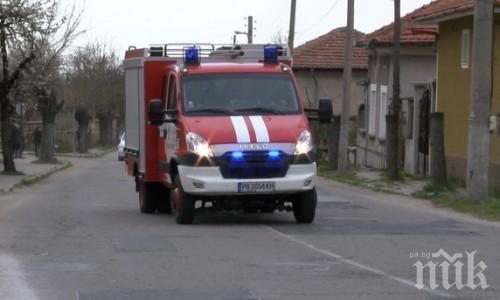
<box><xmin>238</xmin><ymin>182</ymin><xmax>275</xmax><ymax>193</ymax></box>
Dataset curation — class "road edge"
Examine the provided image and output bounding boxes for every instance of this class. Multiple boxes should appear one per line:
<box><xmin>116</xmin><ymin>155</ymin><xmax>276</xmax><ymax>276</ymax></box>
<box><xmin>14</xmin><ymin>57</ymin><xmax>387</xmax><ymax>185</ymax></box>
<box><xmin>316</xmin><ymin>176</ymin><xmax>500</xmax><ymax>229</ymax></box>
<box><xmin>0</xmin><ymin>160</ymin><xmax>73</xmax><ymax>194</ymax></box>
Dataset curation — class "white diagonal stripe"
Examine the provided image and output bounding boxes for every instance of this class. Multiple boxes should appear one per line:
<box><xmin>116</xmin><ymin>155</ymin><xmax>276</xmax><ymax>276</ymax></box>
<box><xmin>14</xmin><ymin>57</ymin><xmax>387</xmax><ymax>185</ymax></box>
<box><xmin>230</xmin><ymin>116</ymin><xmax>250</xmax><ymax>143</ymax></box>
<box><xmin>249</xmin><ymin>116</ymin><xmax>270</xmax><ymax>143</ymax></box>
<box><xmin>264</xmin><ymin>226</ymin><xmax>453</xmax><ymax>299</ymax></box>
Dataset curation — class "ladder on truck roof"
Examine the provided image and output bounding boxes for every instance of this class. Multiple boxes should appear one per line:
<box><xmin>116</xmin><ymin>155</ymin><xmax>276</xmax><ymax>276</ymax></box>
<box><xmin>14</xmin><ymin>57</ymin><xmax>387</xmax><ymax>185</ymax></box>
<box><xmin>129</xmin><ymin>43</ymin><xmax>291</xmax><ymax>64</ymax></box>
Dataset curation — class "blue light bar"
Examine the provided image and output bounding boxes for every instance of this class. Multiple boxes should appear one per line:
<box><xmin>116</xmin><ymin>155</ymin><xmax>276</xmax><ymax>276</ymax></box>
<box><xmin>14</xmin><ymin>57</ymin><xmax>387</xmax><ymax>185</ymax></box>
<box><xmin>264</xmin><ymin>45</ymin><xmax>279</xmax><ymax>64</ymax></box>
<box><xmin>231</xmin><ymin>151</ymin><xmax>244</xmax><ymax>159</ymax></box>
<box><xmin>268</xmin><ymin>150</ymin><xmax>280</xmax><ymax>158</ymax></box>
<box><xmin>184</xmin><ymin>47</ymin><xmax>200</xmax><ymax>65</ymax></box>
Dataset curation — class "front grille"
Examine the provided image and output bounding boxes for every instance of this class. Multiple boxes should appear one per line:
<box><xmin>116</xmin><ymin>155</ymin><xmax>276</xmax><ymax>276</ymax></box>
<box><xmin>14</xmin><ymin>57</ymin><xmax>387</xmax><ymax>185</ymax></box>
<box><xmin>218</xmin><ymin>151</ymin><xmax>289</xmax><ymax>179</ymax></box>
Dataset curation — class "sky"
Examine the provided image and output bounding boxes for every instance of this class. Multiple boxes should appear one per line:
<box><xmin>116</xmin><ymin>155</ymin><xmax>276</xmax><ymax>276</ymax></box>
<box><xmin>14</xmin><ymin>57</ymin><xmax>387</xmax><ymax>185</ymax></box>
<box><xmin>61</xmin><ymin>0</ymin><xmax>433</xmax><ymax>55</ymax></box>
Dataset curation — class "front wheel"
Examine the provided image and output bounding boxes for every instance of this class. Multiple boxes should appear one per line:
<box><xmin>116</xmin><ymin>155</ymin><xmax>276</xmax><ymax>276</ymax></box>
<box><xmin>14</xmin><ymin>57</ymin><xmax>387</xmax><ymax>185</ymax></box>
<box><xmin>156</xmin><ymin>184</ymin><xmax>172</xmax><ymax>214</ymax></box>
<box><xmin>170</xmin><ymin>176</ymin><xmax>195</xmax><ymax>224</ymax></box>
<box><xmin>292</xmin><ymin>188</ymin><xmax>317</xmax><ymax>223</ymax></box>
<box><xmin>138</xmin><ymin>180</ymin><xmax>156</xmax><ymax>214</ymax></box>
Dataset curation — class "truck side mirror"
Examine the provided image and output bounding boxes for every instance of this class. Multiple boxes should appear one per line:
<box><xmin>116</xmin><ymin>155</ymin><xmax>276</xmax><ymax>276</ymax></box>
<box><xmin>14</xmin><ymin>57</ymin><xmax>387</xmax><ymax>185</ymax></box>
<box><xmin>148</xmin><ymin>99</ymin><xmax>164</xmax><ymax>126</ymax></box>
<box><xmin>318</xmin><ymin>97</ymin><xmax>333</xmax><ymax>124</ymax></box>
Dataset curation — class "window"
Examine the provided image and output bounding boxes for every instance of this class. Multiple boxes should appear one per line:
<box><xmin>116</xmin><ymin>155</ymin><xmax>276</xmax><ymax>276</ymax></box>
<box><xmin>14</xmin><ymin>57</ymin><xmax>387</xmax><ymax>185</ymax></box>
<box><xmin>403</xmin><ymin>98</ymin><xmax>414</xmax><ymax>139</ymax></box>
<box><xmin>161</xmin><ymin>77</ymin><xmax>168</xmax><ymax>104</ymax></box>
<box><xmin>461</xmin><ymin>29</ymin><xmax>470</xmax><ymax>69</ymax></box>
<box><xmin>368</xmin><ymin>84</ymin><xmax>377</xmax><ymax>136</ymax></box>
<box><xmin>181</xmin><ymin>73</ymin><xmax>300</xmax><ymax>115</ymax></box>
<box><xmin>378</xmin><ymin>86</ymin><xmax>388</xmax><ymax>140</ymax></box>
<box><xmin>358</xmin><ymin>104</ymin><xmax>366</xmax><ymax>132</ymax></box>
<box><xmin>167</xmin><ymin>75</ymin><xmax>177</xmax><ymax>110</ymax></box>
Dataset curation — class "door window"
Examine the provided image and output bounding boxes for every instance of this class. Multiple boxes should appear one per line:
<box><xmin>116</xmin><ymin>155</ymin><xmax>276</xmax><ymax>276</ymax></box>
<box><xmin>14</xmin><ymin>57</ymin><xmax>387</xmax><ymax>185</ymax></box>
<box><xmin>167</xmin><ymin>75</ymin><xmax>177</xmax><ymax>110</ymax></box>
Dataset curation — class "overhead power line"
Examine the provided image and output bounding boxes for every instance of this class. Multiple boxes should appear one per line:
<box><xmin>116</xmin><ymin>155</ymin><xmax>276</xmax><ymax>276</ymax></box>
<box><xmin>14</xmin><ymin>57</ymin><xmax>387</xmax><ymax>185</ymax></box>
<box><xmin>296</xmin><ymin>0</ymin><xmax>340</xmax><ymax>36</ymax></box>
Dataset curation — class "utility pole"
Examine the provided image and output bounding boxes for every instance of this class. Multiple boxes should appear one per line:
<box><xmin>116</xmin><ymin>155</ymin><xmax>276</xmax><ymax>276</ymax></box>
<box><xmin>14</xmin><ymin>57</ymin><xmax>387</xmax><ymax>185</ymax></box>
<box><xmin>247</xmin><ymin>16</ymin><xmax>254</xmax><ymax>44</ymax></box>
<box><xmin>288</xmin><ymin>0</ymin><xmax>297</xmax><ymax>55</ymax></box>
<box><xmin>338</xmin><ymin>0</ymin><xmax>354</xmax><ymax>172</ymax></box>
<box><xmin>387</xmin><ymin>0</ymin><xmax>401</xmax><ymax>179</ymax></box>
<box><xmin>467</xmin><ymin>0</ymin><xmax>495</xmax><ymax>200</ymax></box>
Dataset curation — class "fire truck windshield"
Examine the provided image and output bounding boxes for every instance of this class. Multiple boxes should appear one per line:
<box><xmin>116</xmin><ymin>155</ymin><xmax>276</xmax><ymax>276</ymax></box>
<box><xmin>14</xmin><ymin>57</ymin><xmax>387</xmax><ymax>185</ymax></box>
<box><xmin>182</xmin><ymin>73</ymin><xmax>300</xmax><ymax>115</ymax></box>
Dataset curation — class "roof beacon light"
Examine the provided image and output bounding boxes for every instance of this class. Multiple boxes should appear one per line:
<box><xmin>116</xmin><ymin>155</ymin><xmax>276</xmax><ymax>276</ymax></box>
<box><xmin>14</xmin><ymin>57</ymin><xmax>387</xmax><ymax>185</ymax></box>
<box><xmin>184</xmin><ymin>46</ymin><xmax>200</xmax><ymax>65</ymax></box>
<box><xmin>264</xmin><ymin>45</ymin><xmax>279</xmax><ymax>64</ymax></box>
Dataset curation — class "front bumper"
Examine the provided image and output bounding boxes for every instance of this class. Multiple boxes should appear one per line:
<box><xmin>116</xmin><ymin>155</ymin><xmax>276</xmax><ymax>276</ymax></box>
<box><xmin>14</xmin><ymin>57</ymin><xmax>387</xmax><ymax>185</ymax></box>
<box><xmin>178</xmin><ymin>163</ymin><xmax>316</xmax><ymax>195</ymax></box>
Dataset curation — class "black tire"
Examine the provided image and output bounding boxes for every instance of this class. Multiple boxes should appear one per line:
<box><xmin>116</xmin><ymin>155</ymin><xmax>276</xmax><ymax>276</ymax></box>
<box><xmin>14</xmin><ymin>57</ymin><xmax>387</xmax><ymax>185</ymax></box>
<box><xmin>138</xmin><ymin>180</ymin><xmax>156</xmax><ymax>214</ymax></box>
<box><xmin>261</xmin><ymin>207</ymin><xmax>275</xmax><ymax>214</ymax></box>
<box><xmin>243</xmin><ymin>207</ymin><xmax>258</xmax><ymax>214</ymax></box>
<box><xmin>172</xmin><ymin>176</ymin><xmax>195</xmax><ymax>224</ymax></box>
<box><xmin>292</xmin><ymin>188</ymin><xmax>317</xmax><ymax>223</ymax></box>
<box><xmin>156</xmin><ymin>184</ymin><xmax>172</xmax><ymax>214</ymax></box>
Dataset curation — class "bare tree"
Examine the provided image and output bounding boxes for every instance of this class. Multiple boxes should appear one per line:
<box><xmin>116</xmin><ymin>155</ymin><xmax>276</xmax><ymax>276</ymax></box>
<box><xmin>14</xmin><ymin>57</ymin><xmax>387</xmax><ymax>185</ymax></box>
<box><xmin>94</xmin><ymin>49</ymin><xmax>123</xmax><ymax>146</ymax></box>
<box><xmin>68</xmin><ymin>43</ymin><xmax>123</xmax><ymax>152</ymax></box>
<box><xmin>271</xmin><ymin>30</ymin><xmax>288</xmax><ymax>45</ymax></box>
<box><xmin>0</xmin><ymin>0</ymin><xmax>81</xmax><ymax>170</ymax></box>
<box><xmin>13</xmin><ymin>48</ymin><xmax>64</xmax><ymax>162</ymax></box>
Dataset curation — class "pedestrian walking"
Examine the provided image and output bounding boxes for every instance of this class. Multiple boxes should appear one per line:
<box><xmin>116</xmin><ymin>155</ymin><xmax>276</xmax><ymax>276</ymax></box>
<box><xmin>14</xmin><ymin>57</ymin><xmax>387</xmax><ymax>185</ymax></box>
<box><xmin>34</xmin><ymin>127</ymin><xmax>42</xmax><ymax>157</ymax></box>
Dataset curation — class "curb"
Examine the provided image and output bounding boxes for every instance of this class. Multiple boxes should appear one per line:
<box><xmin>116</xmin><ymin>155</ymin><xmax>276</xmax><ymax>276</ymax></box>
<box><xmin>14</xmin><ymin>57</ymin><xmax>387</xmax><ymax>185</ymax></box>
<box><xmin>0</xmin><ymin>160</ymin><xmax>73</xmax><ymax>194</ymax></box>
<box><xmin>55</xmin><ymin>149</ymin><xmax>115</xmax><ymax>159</ymax></box>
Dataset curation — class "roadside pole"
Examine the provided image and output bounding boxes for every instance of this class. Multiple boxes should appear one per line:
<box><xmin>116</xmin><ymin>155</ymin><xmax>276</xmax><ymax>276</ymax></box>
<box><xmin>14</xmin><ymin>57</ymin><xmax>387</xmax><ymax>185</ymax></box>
<box><xmin>338</xmin><ymin>0</ymin><xmax>354</xmax><ymax>172</ymax></box>
<box><xmin>430</xmin><ymin>112</ymin><xmax>447</xmax><ymax>186</ymax></box>
<box><xmin>387</xmin><ymin>0</ymin><xmax>401</xmax><ymax>179</ymax></box>
<box><xmin>466</xmin><ymin>0</ymin><xmax>495</xmax><ymax>200</ymax></box>
<box><xmin>328</xmin><ymin>116</ymin><xmax>341</xmax><ymax>170</ymax></box>
<box><xmin>247</xmin><ymin>16</ymin><xmax>254</xmax><ymax>44</ymax></box>
<box><xmin>288</xmin><ymin>0</ymin><xmax>297</xmax><ymax>55</ymax></box>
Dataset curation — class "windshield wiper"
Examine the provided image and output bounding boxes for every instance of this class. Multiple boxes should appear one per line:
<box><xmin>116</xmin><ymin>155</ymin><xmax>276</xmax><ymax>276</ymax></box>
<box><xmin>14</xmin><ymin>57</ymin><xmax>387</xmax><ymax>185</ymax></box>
<box><xmin>188</xmin><ymin>108</ymin><xmax>233</xmax><ymax>115</ymax></box>
<box><xmin>233</xmin><ymin>107</ymin><xmax>287</xmax><ymax>115</ymax></box>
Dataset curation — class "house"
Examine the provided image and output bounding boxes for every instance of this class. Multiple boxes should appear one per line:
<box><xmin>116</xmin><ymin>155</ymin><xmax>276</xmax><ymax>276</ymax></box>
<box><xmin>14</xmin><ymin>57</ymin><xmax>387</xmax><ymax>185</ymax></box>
<box><xmin>357</xmin><ymin>5</ymin><xmax>438</xmax><ymax>175</ymax></box>
<box><xmin>293</xmin><ymin>27</ymin><xmax>368</xmax><ymax>117</ymax></box>
<box><xmin>413</xmin><ymin>0</ymin><xmax>500</xmax><ymax>187</ymax></box>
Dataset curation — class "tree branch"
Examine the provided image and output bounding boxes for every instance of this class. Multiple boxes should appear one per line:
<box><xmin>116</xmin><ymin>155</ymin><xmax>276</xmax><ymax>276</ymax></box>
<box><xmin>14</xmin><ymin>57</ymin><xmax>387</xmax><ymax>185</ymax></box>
<box><xmin>6</xmin><ymin>51</ymin><xmax>35</xmax><ymax>91</ymax></box>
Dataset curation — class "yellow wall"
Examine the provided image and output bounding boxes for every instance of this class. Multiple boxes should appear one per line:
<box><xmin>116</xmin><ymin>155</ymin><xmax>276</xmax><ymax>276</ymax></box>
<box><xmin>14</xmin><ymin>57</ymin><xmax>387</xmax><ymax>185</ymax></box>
<box><xmin>437</xmin><ymin>16</ymin><xmax>500</xmax><ymax>171</ymax></box>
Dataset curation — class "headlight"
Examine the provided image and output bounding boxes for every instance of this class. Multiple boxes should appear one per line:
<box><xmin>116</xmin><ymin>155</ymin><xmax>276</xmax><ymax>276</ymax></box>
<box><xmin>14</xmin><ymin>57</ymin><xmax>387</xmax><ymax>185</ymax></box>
<box><xmin>186</xmin><ymin>132</ymin><xmax>213</xmax><ymax>157</ymax></box>
<box><xmin>294</xmin><ymin>130</ymin><xmax>313</xmax><ymax>155</ymax></box>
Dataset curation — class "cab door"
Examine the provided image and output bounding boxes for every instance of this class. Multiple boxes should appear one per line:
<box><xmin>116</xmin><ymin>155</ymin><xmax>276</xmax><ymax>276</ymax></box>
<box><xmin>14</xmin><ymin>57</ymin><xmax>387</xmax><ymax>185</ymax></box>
<box><xmin>165</xmin><ymin>74</ymin><xmax>178</xmax><ymax>162</ymax></box>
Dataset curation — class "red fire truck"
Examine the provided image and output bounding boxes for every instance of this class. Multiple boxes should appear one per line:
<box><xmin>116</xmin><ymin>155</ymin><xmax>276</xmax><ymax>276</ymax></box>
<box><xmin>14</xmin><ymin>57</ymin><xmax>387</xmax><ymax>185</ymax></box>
<box><xmin>123</xmin><ymin>44</ymin><xmax>332</xmax><ymax>224</ymax></box>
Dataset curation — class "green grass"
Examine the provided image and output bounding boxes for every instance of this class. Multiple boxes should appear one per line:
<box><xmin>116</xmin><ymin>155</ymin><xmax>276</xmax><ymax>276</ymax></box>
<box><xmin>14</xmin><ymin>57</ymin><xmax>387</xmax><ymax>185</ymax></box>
<box><xmin>1</xmin><ymin>170</ymin><xmax>25</xmax><ymax>176</ymax></box>
<box><xmin>318</xmin><ymin>161</ymin><xmax>500</xmax><ymax>221</ymax></box>
<box><xmin>413</xmin><ymin>181</ymin><xmax>500</xmax><ymax>221</ymax></box>
<box><xmin>317</xmin><ymin>162</ymin><xmax>364</xmax><ymax>186</ymax></box>
<box><xmin>420</xmin><ymin>191</ymin><xmax>500</xmax><ymax>221</ymax></box>
<box><xmin>494</xmin><ymin>188</ymin><xmax>500</xmax><ymax>199</ymax></box>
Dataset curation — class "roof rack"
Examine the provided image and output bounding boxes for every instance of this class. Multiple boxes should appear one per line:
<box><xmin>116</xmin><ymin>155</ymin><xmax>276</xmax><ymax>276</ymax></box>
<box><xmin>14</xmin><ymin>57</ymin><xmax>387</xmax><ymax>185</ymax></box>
<box><xmin>146</xmin><ymin>43</ymin><xmax>291</xmax><ymax>64</ymax></box>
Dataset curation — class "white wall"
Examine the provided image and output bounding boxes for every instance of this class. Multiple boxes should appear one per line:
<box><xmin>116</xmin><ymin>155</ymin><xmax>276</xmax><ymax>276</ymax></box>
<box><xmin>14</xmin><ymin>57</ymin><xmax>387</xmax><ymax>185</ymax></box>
<box><xmin>294</xmin><ymin>69</ymin><xmax>368</xmax><ymax>117</ymax></box>
<box><xmin>359</xmin><ymin>47</ymin><xmax>436</xmax><ymax>174</ymax></box>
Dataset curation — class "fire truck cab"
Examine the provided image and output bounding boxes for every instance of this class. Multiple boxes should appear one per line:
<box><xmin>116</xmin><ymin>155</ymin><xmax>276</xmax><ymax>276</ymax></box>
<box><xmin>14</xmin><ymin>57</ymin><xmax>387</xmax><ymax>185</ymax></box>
<box><xmin>123</xmin><ymin>44</ymin><xmax>332</xmax><ymax>224</ymax></box>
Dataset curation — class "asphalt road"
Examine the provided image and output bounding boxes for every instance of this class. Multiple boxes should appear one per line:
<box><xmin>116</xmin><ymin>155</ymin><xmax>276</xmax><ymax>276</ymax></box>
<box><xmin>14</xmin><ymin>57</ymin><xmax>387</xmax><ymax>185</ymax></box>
<box><xmin>0</xmin><ymin>154</ymin><xmax>499</xmax><ymax>300</ymax></box>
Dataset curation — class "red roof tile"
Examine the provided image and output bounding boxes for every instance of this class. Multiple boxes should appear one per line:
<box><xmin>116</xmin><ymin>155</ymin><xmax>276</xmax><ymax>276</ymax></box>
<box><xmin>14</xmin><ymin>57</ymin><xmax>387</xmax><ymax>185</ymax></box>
<box><xmin>293</xmin><ymin>27</ymin><xmax>368</xmax><ymax>70</ymax></box>
<box><xmin>366</xmin><ymin>3</ymin><xmax>438</xmax><ymax>46</ymax></box>
<box><xmin>413</xmin><ymin>0</ymin><xmax>500</xmax><ymax>21</ymax></box>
